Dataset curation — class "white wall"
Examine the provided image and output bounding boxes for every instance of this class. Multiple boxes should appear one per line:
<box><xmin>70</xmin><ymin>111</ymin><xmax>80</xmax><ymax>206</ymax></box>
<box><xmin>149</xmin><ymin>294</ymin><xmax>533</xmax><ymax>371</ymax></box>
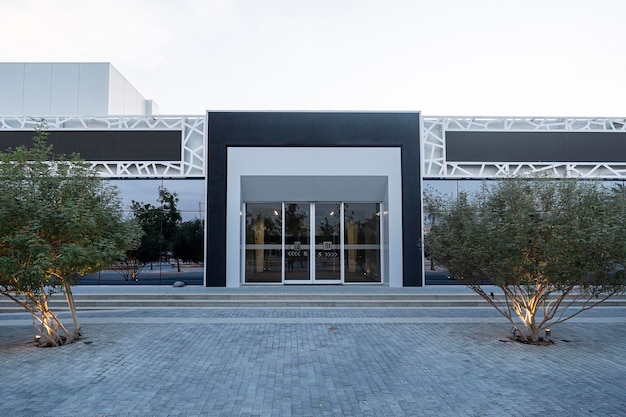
<box><xmin>0</xmin><ymin>62</ymin><xmax>151</xmax><ymax>116</ymax></box>
<box><xmin>50</xmin><ymin>63</ymin><xmax>81</xmax><ymax>115</ymax></box>
<box><xmin>0</xmin><ymin>63</ymin><xmax>24</xmax><ymax>115</ymax></box>
<box><xmin>108</xmin><ymin>65</ymin><xmax>148</xmax><ymax>115</ymax></box>
<box><xmin>227</xmin><ymin>147</ymin><xmax>404</xmax><ymax>288</ymax></box>
<box><xmin>77</xmin><ymin>63</ymin><xmax>109</xmax><ymax>115</ymax></box>
<box><xmin>22</xmin><ymin>63</ymin><xmax>52</xmax><ymax>115</ymax></box>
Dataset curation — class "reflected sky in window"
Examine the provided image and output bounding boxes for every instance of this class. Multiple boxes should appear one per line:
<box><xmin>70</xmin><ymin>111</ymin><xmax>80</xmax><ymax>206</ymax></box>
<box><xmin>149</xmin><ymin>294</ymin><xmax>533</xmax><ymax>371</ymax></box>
<box><xmin>107</xmin><ymin>179</ymin><xmax>205</xmax><ymax>221</ymax></box>
<box><xmin>424</xmin><ymin>178</ymin><xmax>626</xmax><ymax>213</ymax></box>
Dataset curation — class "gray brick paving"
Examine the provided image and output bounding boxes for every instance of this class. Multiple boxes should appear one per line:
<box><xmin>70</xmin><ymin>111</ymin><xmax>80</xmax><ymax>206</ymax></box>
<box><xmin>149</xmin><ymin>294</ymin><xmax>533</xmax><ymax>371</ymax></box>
<box><xmin>1</xmin><ymin>306</ymin><xmax>625</xmax><ymax>417</ymax></box>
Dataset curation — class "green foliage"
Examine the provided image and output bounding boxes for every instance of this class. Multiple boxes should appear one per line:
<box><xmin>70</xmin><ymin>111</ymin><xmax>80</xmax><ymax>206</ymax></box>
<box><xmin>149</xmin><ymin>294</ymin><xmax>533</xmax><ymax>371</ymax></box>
<box><xmin>130</xmin><ymin>188</ymin><xmax>182</xmax><ymax>265</ymax></box>
<box><xmin>0</xmin><ymin>124</ymin><xmax>141</xmax><ymax>346</ymax></box>
<box><xmin>425</xmin><ymin>177</ymin><xmax>626</xmax><ymax>343</ymax></box>
<box><xmin>173</xmin><ymin>219</ymin><xmax>204</xmax><ymax>263</ymax></box>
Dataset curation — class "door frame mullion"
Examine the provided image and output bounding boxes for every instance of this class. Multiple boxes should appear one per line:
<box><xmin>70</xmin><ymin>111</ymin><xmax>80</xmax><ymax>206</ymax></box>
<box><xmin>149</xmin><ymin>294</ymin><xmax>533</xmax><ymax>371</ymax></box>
<box><xmin>310</xmin><ymin>203</ymin><xmax>316</xmax><ymax>283</ymax></box>
<box><xmin>340</xmin><ymin>202</ymin><xmax>345</xmax><ymax>283</ymax></box>
<box><xmin>281</xmin><ymin>201</ymin><xmax>285</xmax><ymax>284</ymax></box>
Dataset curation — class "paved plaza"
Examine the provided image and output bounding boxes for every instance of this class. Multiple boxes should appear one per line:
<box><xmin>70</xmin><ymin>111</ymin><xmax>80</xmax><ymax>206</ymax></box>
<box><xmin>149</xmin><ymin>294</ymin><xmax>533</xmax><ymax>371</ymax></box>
<box><xmin>1</xmin><ymin>292</ymin><xmax>625</xmax><ymax>417</ymax></box>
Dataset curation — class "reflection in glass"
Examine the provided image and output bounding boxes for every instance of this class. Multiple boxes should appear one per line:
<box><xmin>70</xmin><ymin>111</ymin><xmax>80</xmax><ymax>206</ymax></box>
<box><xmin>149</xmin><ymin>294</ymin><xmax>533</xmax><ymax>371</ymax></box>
<box><xmin>315</xmin><ymin>203</ymin><xmax>341</xmax><ymax>280</ymax></box>
<box><xmin>245</xmin><ymin>203</ymin><xmax>282</xmax><ymax>283</ymax></box>
<box><xmin>110</xmin><ymin>178</ymin><xmax>205</xmax><ymax>221</ymax></box>
<box><xmin>344</xmin><ymin>203</ymin><xmax>381</xmax><ymax>283</ymax></box>
<box><xmin>424</xmin><ymin>179</ymin><xmax>626</xmax><ymax>284</ymax></box>
<box><xmin>81</xmin><ymin>179</ymin><xmax>206</xmax><ymax>286</ymax></box>
<box><xmin>284</xmin><ymin>203</ymin><xmax>310</xmax><ymax>281</ymax></box>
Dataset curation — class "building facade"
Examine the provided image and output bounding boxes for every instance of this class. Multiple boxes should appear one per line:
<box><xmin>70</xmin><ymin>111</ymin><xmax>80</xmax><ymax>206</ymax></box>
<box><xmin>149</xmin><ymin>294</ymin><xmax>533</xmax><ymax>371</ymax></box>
<box><xmin>1</xmin><ymin>63</ymin><xmax>625</xmax><ymax>287</ymax></box>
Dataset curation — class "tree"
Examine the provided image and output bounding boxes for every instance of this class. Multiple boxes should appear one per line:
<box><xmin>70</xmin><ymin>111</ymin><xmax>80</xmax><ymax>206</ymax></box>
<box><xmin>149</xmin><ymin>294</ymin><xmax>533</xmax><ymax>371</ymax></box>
<box><xmin>110</xmin><ymin>255</ymin><xmax>142</xmax><ymax>281</ymax></box>
<box><xmin>425</xmin><ymin>177</ymin><xmax>626</xmax><ymax>344</ymax></box>
<box><xmin>173</xmin><ymin>219</ymin><xmax>204</xmax><ymax>270</ymax></box>
<box><xmin>130</xmin><ymin>188</ymin><xmax>182</xmax><ymax>267</ymax></box>
<box><xmin>0</xmin><ymin>126</ymin><xmax>140</xmax><ymax>346</ymax></box>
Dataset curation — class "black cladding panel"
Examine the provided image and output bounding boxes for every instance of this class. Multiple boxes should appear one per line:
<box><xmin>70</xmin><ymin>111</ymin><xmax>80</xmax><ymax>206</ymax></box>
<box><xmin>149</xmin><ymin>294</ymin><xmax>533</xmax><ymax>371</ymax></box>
<box><xmin>0</xmin><ymin>130</ymin><xmax>182</xmax><ymax>161</ymax></box>
<box><xmin>206</xmin><ymin>111</ymin><xmax>423</xmax><ymax>287</ymax></box>
<box><xmin>446</xmin><ymin>131</ymin><xmax>626</xmax><ymax>163</ymax></box>
<box><xmin>208</xmin><ymin>111</ymin><xmax>419</xmax><ymax>146</ymax></box>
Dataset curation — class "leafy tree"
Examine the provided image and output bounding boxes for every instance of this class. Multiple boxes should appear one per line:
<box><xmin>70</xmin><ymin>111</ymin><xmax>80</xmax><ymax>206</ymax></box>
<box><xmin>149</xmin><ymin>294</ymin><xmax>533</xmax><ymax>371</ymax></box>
<box><xmin>284</xmin><ymin>203</ymin><xmax>307</xmax><ymax>240</ymax></box>
<box><xmin>0</xmin><ymin>126</ymin><xmax>140</xmax><ymax>346</ymax></box>
<box><xmin>129</xmin><ymin>202</ymin><xmax>162</xmax><ymax>265</ymax></box>
<box><xmin>110</xmin><ymin>256</ymin><xmax>142</xmax><ymax>281</ymax></box>
<box><xmin>173</xmin><ymin>219</ymin><xmax>204</xmax><ymax>270</ymax></box>
<box><xmin>130</xmin><ymin>188</ymin><xmax>182</xmax><ymax>267</ymax></box>
<box><xmin>425</xmin><ymin>177</ymin><xmax>626</xmax><ymax>344</ymax></box>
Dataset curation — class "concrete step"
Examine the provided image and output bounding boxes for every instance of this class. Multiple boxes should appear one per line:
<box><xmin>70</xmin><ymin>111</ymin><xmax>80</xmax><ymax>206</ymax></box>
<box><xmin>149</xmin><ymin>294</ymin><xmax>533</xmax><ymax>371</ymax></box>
<box><xmin>1</xmin><ymin>293</ymin><xmax>625</xmax><ymax>312</ymax></box>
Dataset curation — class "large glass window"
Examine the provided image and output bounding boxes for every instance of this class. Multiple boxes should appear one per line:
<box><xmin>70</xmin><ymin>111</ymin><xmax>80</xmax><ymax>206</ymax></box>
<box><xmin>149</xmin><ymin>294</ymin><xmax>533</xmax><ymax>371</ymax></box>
<box><xmin>111</xmin><ymin>178</ymin><xmax>205</xmax><ymax>222</ymax></box>
<box><xmin>82</xmin><ymin>178</ymin><xmax>205</xmax><ymax>285</ymax></box>
<box><xmin>421</xmin><ymin>179</ymin><xmax>626</xmax><ymax>285</ymax></box>
<box><xmin>245</xmin><ymin>203</ymin><xmax>282</xmax><ymax>283</ymax></box>
<box><xmin>344</xmin><ymin>203</ymin><xmax>381</xmax><ymax>283</ymax></box>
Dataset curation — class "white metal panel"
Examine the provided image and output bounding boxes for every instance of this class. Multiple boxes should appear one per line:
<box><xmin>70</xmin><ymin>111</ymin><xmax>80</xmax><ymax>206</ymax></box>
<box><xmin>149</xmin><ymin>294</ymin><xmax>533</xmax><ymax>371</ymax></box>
<box><xmin>23</xmin><ymin>63</ymin><xmax>52</xmax><ymax>115</ymax></box>
<box><xmin>108</xmin><ymin>65</ymin><xmax>146</xmax><ymax>115</ymax></box>
<box><xmin>122</xmin><ymin>84</ymin><xmax>136</xmax><ymax>114</ymax></box>
<box><xmin>0</xmin><ymin>63</ymin><xmax>25</xmax><ymax>115</ymax></box>
<box><xmin>50</xmin><ymin>63</ymin><xmax>80</xmax><ymax>115</ymax></box>
<box><xmin>123</xmin><ymin>82</ymin><xmax>142</xmax><ymax>115</ymax></box>
<box><xmin>78</xmin><ymin>63</ymin><xmax>109</xmax><ymax>116</ymax></box>
<box><xmin>145</xmin><ymin>100</ymin><xmax>159</xmax><ymax>116</ymax></box>
<box><xmin>107</xmin><ymin>65</ymin><xmax>126</xmax><ymax>115</ymax></box>
<box><xmin>227</xmin><ymin>147</ymin><xmax>403</xmax><ymax>288</ymax></box>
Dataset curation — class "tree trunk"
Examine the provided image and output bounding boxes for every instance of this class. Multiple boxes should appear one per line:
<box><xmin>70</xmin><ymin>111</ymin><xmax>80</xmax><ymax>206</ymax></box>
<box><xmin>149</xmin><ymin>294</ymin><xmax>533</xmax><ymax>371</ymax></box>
<box><xmin>63</xmin><ymin>280</ymin><xmax>81</xmax><ymax>343</ymax></box>
<box><xmin>12</xmin><ymin>284</ymin><xmax>78</xmax><ymax>347</ymax></box>
<box><xmin>516</xmin><ymin>299</ymin><xmax>541</xmax><ymax>343</ymax></box>
<box><xmin>37</xmin><ymin>311</ymin><xmax>62</xmax><ymax>347</ymax></box>
<box><xmin>32</xmin><ymin>291</ymin><xmax>70</xmax><ymax>347</ymax></box>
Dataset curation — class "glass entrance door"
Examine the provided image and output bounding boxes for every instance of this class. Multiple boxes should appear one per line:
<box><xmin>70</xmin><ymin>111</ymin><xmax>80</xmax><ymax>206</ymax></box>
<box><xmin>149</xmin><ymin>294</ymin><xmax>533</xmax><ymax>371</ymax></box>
<box><xmin>244</xmin><ymin>203</ymin><xmax>282</xmax><ymax>283</ymax></box>
<box><xmin>314</xmin><ymin>203</ymin><xmax>341</xmax><ymax>281</ymax></box>
<box><xmin>344</xmin><ymin>203</ymin><xmax>381</xmax><ymax>282</ymax></box>
<box><xmin>284</xmin><ymin>203</ymin><xmax>310</xmax><ymax>281</ymax></box>
<box><xmin>284</xmin><ymin>202</ymin><xmax>342</xmax><ymax>283</ymax></box>
<box><xmin>244</xmin><ymin>202</ymin><xmax>381</xmax><ymax>284</ymax></box>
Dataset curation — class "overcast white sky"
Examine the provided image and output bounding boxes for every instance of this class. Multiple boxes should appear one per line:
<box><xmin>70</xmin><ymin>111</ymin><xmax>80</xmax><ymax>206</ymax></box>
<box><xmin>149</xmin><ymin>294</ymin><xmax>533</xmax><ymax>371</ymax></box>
<box><xmin>1</xmin><ymin>0</ymin><xmax>624</xmax><ymax>117</ymax></box>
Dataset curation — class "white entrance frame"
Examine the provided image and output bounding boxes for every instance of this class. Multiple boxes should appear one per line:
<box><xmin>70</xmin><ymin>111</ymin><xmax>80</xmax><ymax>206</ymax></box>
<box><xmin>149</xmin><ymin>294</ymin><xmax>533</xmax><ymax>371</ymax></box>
<box><xmin>227</xmin><ymin>147</ymin><xmax>403</xmax><ymax>288</ymax></box>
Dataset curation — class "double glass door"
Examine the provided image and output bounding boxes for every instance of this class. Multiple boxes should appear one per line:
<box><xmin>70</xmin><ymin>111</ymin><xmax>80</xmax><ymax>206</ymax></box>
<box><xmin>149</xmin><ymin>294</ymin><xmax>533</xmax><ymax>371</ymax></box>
<box><xmin>244</xmin><ymin>202</ymin><xmax>381</xmax><ymax>284</ymax></box>
<box><xmin>284</xmin><ymin>203</ymin><xmax>341</xmax><ymax>282</ymax></box>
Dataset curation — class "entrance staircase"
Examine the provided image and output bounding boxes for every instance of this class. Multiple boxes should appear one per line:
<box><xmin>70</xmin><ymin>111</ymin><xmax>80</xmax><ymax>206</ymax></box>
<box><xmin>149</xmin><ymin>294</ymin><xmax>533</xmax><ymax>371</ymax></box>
<box><xmin>1</xmin><ymin>288</ymin><xmax>626</xmax><ymax>312</ymax></box>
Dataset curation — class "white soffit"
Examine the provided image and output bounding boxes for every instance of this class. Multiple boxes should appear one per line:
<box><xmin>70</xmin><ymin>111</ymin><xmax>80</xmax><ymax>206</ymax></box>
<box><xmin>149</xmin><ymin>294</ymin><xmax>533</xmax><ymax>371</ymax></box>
<box><xmin>241</xmin><ymin>175</ymin><xmax>388</xmax><ymax>202</ymax></box>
